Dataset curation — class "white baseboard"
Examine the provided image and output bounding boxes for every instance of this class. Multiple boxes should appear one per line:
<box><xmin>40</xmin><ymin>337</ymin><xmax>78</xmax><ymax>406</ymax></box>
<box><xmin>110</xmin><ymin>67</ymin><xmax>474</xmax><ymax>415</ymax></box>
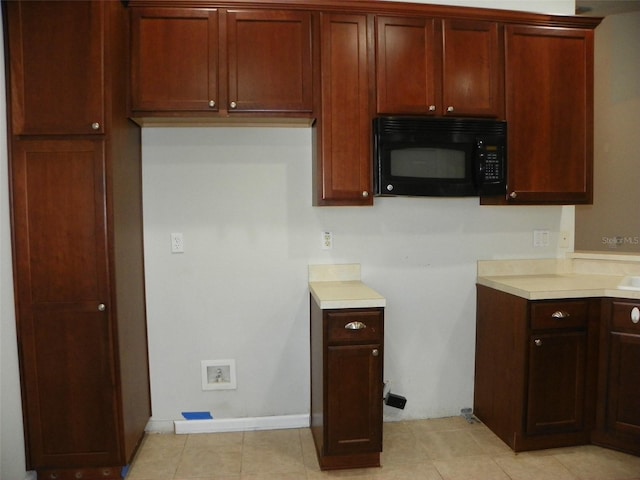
<box><xmin>147</xmin><ymin>414</ymin><xmax>310</xmax><ymax>435</ymax></box>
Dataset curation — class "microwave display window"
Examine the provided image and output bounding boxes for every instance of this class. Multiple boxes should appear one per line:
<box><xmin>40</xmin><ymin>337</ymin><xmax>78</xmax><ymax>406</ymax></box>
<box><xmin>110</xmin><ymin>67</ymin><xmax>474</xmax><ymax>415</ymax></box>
<box><xmin>390</xmin><ymin>148</ymin><xmax>466</xmax><ymax>179</ymax></box>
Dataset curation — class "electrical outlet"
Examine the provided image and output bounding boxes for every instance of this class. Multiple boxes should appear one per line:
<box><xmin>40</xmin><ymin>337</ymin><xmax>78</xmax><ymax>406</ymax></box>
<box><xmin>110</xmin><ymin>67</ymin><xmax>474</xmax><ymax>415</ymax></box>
<box><xmin>171</xmin><ymin>232</ymin><xmax>184</xmax><ymax>253</ymax></box>
<box><xmin>321</xmin><ymin>231</ymin><xmax>333</xmax><ymax>250</ymax></box>
<box><xmin>533</xmin><ymin>229</ymin><xmax>550</xmax><ymax>248</ymax></box>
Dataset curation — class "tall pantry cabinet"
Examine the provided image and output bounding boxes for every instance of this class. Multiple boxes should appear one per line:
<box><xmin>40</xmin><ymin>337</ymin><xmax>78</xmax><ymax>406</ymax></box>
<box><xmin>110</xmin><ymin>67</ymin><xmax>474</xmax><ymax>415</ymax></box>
<box><xmin>3</xmin><ymin>2</ymin><xmax>150</xmax><ymax>479</ymax></box>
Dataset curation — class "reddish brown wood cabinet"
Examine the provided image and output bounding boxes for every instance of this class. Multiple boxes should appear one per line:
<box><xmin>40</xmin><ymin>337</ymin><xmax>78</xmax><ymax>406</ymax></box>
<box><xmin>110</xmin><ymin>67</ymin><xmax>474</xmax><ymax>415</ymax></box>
<box><xmin>310</xmin><ymin>298</ymin><xmax>384</xmax><ymax>469</ymax></box>
<box><xmin>593</xmin><ymin>300</ymin><xmax>640</xmax><ymax>456</ymax></box>
<box><xmin>375</xmin><ymin>17</ymin><xmax>503</xmax><ymax>118</ymax></box>
<box><xmin>5</xmin><ymin>2</ymin><xmax>150</xmax><ymax>478</ymax></box>
<box><xmin>131</xmin><ymin>7</ymin><xmax>313</xmax><ymax>116</ymax></box>
<box><xmin>7</xmin><ymin>1</ymin><xmax>105</xmax><ymax>135</ymax></box>
<box><xmin>504</xmin><ymin>25</ymin><xmax>594</xmax><ymax>204</ymax></box>
<box><xmin>313</xmin><ymin>13</ymin><xmax>373</xmax><ymax>206</ymax></box>
<box><xmin>474</xmin><ymin>285</ymin><xmax>598</xmax><ymax>451</ymax></box>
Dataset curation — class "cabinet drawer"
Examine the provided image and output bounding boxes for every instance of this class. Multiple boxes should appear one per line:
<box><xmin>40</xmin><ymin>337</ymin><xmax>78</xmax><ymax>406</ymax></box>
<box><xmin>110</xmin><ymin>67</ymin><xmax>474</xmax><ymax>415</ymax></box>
<box><xmin>530</xmin><ymin>300</ymin><xmax>589</xmax><ymax>330</ymax></box>
<box><xmin>611</xmin><ymin>301</ymin><xmax>640</xmax><ymax>334</ymax></box>
<box><xmin>326</xmin><ymin>310</ymin><xmax>383</xmax><ymax>344</ymax></box>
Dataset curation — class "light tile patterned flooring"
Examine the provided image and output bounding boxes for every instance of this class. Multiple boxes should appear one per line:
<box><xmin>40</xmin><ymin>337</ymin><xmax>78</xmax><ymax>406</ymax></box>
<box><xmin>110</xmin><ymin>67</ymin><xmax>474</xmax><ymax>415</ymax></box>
<box><xmin>127</xmin><ymin>417</ymin><xmax>640</xmax><ymax>480</ymax></box>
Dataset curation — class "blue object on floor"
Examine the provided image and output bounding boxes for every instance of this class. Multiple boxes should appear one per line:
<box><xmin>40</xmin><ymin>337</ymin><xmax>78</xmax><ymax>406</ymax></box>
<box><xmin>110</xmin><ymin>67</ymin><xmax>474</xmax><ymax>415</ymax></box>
<box><xmin>121</xmin><ymin>465</ymin><xmax>130</xmax><ymax>478</ymax></box>
<box><xmin>181</xmin><ymin>411</ymin><xmax>213</xmax><ymax>420</ymax></box>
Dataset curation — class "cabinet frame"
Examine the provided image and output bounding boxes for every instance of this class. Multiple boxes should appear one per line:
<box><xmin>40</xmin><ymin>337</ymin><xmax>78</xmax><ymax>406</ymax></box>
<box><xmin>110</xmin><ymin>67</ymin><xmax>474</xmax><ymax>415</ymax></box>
<box><xmin>310</xmin><ymin>297</ymin><xmax>384</xmax><ymax>470</ymax></box>
<box><xmin>474</xmin><ymin>285</ymin><xmax>599</xmax><ymax>452</ymax></box>
<box><xmin>4</xmin><ymin>2</ymin><xmax>151</xmax><ymax>478</ymax></box>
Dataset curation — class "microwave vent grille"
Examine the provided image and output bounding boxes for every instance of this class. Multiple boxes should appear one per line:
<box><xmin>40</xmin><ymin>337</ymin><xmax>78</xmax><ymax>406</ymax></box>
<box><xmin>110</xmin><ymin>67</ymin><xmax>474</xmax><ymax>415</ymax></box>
<box><xmin>374</xmin><ymin>117</ymin><xmax>506</xmax><ymax>137</ymax></box>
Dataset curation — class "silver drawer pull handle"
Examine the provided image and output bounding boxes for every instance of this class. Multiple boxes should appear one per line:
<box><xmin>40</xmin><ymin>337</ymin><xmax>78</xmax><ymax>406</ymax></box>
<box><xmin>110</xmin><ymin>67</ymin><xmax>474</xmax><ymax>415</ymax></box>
<box><xmin>534</xmin><ymin>339</ymin><xmax>542</xmax><ymax>347</ymax></box>
<box><xmin>631</xmin><ymin>307</ymin><xmax>640</xmax><ymax>324</ymax></box>
<box><xmin>372</xmin><ymin>349</ymin><xmax>379</xmax><ymax>356</ymax></box>
<box><xmin>551</xmin><ymin>310</ymin><xmax>570</xmax><ymax>319</ymax></box>
<box><xmin>345</xmin><ymin>321</ymin><xmax>367</xmax><ymax>330</ymax></box>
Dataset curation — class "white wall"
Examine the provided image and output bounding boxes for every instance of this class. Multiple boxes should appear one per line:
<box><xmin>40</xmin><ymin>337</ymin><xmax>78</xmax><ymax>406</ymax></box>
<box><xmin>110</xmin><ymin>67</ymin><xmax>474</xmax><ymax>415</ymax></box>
<box><xmin>141</xmin><ymin>127</ymin><xmax>572</xmax><ymax>428</ymax></box>
<box><xmin>0</xmin><ymin>1</ymin><xmax>575</xmax><ymax>478</ymax></box>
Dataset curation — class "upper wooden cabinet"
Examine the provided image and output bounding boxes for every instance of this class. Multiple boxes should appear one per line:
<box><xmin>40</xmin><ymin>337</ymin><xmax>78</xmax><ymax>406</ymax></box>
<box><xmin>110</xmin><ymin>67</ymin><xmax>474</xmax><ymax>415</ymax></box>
<box><xmin>503</xmin><ymin>25</ymin><xmax>594</xmax><ymax>204</ymax></box>
<box><xmin>131</xmin><ymin>8</ymin><xmax>218</xmax><ymax>112</ymax></box>
<box><xmin>313</xmin><ymin>13</ymin><xmax>373</xmax><ymax>206</ymax></box>
<box><xmin>131</xmin><ymin>8</ymin><xmax>313</xmax><ymax>116</ymax></box>
<box><xmin>375</xmin><ymin>16</ymin><xmax>503</xmax><ymax>118</ymax></box>
<box><xmin>7</xmin><ymin>1</ymin><xmax>105</xmax><ymax>135</ymax></box>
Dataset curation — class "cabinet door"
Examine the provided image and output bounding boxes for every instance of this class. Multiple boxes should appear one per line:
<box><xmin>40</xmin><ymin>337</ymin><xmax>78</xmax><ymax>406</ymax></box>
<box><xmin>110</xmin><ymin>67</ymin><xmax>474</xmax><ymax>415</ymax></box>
<box><xmin>326</xmin><ymin>344</ymin><xmax>382</xmax><ymax>455</ymax></box>
<box><xmin>505</xmin><ymin>25</ymin><xmax>593</xmax><ymax>204</ymax></box>
<box><xmin>595</xmin><ymin>300</ymin><xmax>640</xmax><ymax>455</ymax></box>
<box><xmin>11</xmin><ymin>139</ymin><xmax>120</xmax><ymax>468</ymax></box>
<box><xmin>527</xmin><ymin>331</ymin><xmax>587</xmax><ymax>434</ymax></box>
<box><xmin>606</xmin><ymin>333</ymin><xmax>640</xmax><ymax>437</ymax></box>
<box><xmin>131</xmin><ymin>8</ymin><xmax>219</xmax><ymax>112</ymax></box>
<box><xmin>375</xmin><ymin>16</ymin><xmax>439</xmax><ymax>114</ymax></box>
<box><xmin>226</xmin><ymin>10</ymin><xmax>313</xmax><ymax>113</ymax></box>
<box><xmin>316</xmin><ymin>13</ymin><xmax>372</xmax><ymax>205</ymax></box>
<box><xmin>6</xmin><ymin>1</ymin><xmax>104</xmax><ymax>134</ymax></box>
<box><xmin>442</xmin><ymin>19</ymin><xmax>503</xmax><ymax>118</ymax></box>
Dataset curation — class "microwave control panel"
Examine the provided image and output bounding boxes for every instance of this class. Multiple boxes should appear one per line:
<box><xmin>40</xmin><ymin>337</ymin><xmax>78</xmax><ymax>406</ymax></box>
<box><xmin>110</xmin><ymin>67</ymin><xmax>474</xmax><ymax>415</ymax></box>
<box><xmin>477</xmin><ymin>142</ymin><xmax>504</xmax><ymax>184</ymax></box>
<box><xmin>482</xmin><ymin>147</ymin><xmax>502</xmax><ymax>182</ymax></box>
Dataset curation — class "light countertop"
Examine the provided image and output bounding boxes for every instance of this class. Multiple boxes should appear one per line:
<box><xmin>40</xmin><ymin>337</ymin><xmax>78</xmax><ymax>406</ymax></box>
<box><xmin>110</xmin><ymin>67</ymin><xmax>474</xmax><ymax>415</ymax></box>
<box><xmin>478</xmin><ymin>253</ymin><xmax>640</xmax><ymax>300</ymax></box>
<box><xmin>309</xmin><ymin>264</ymin><xmax>386</xmax><ymax>309</ymax></box>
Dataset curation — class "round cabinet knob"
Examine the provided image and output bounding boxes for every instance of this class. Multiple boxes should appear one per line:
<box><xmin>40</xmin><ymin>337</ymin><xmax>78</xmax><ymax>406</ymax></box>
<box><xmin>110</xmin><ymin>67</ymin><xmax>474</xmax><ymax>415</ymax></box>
<box><xmin>372</xmin><ymin>349</ymin><xmax>379</xmax><ymax>357</ymax></box>
<box><xmin>631</xmin><ymin>306</ymin><xmax>640</xmax><ymax>324</ymax></box>
<box><xmin>91</xmin><ymin>122</ymin><xmax>100</xmax><ymax>130</ymax></box>
<box><xmin>386</xmin><ymin>184</ymin><xmax>394</xmax><ymax>192</ymax></box>
<box><xmin>447</xmin><ymin>106</ymin><xmax>454</xmax><ymax>112</ymax></box>
<box><xmin>534</xmin><ymin>339</ymin><xmax>542</xmax><ymax>347</ymax></box>
<box><xmin>362</xmin><ymin>191</ymin><xmax>369</xmax><ymax>198</ymax></box>
<box><xmin>509</xmin><ymin>192</ymin><xmax>518</xmax><ymax>199</ymax></box>
<box><xmin>208</xmin><ymin>100</ymin><xmax>216</xmax><ymax>108</ymax></box>
<box><xmin>428</xmin><ymin>105</ymin><xmax>436</xmax><ymax>112</ymax></box>
<box><xmin>230</xmin><ymin>101</ymin><xmax>237</xmax><ymax>109</ymax></box>
<box><xmin>97</xmin><ymin>303</ymin><xmax>106</xmax><ymax>312</ymax></box>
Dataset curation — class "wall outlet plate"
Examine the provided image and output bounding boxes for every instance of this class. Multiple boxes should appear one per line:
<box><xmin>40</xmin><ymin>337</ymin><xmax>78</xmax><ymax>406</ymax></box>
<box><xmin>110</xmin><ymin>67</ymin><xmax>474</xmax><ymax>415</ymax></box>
<box><xmin>201</xmin><ymin>359</ymin><xmax>236</xmax><ymax>390</ymax></box>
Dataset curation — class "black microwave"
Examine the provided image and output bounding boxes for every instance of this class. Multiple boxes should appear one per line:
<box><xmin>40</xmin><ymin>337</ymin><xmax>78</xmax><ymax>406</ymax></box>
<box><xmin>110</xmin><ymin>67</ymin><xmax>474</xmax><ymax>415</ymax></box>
<box><xmin>373</xmin><ymin>117</ymin><xmax>507</xmax><ymax>197</ymax></box>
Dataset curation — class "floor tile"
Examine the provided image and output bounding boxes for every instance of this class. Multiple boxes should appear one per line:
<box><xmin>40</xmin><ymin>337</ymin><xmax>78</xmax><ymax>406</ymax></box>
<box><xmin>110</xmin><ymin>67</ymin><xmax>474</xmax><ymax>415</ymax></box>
<box><xmin>128</xmin><ymin>418</ymin><xmax>640</xmax><ymax>480</ymax></box>
<box><xmin>415</xmin><ymin>429</ymin><xmax>486</xmax><ymax>460</ymax></box>
<box><xmin>493</xmin><ymin>452</ymin><xmax>578</xmax><ymax>480</ymax></box>
<box><xmin>432</xmin><ymin>455</ymin><xmax>511</xmax><ymax>480</ymax></box>
<box><xmin>553</xmin><ymin>445</ymin><xmax>640</xmax><ymax>480</ymax></box>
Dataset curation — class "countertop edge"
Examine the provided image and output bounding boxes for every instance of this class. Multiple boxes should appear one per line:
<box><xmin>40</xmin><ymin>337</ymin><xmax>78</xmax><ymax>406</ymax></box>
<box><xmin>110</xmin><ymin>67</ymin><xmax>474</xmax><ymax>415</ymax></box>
<box><xmin>309</xmin><ymin>281</ymin><xmax>387</xmax><ymax>310</ymax></box>
<box><xmin>477</xmin><ymin>276</ymin><xmax>640</xmax><ymax>301</ymax></box>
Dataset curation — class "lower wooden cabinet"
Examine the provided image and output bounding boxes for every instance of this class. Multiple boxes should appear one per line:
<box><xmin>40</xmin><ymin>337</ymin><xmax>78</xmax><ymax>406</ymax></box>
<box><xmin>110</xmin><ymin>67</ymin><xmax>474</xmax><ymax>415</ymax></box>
<box><xmin>310</xmin><ymin>297</ymin><xmax>383</xmax><ymax>469</ymax></box>
<box><xmin>10</xmin><ymin>137</ymin><xmax>150</xmax><ymax>479</ymax></box>
<box><xmin>474</xmin><ymin>285</ymin><xmax>598</xmax><ymax>451</ymax></box>
<box><xmin>593</xmin><ymin>299</ymin><xmax>640</xmax><ymax>455</ymax></box>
